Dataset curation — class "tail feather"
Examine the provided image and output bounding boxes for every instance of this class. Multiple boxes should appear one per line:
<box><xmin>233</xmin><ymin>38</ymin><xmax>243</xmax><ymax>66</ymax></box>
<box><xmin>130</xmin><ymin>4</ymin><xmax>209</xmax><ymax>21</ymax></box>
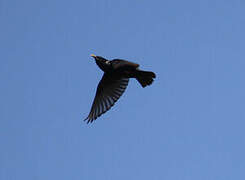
<box><xmin>135</xmin><ymin>70</ymin><xmax>156</xmax><ymax>88</ymax></box>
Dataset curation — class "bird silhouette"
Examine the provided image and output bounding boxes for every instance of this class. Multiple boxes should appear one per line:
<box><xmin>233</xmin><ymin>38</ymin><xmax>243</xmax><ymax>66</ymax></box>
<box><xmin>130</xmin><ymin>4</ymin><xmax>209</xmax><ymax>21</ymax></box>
<box><xmin>84</xmin><ymin>54</ymin><xmax>156</xmax><ymax>123</ymax></box>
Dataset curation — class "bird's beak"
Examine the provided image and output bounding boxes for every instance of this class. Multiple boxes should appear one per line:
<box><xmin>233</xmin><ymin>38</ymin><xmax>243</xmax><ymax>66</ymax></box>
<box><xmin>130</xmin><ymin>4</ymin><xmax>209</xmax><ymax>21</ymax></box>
<box><xmin>91</xmin><ymin>54</ymin><xmax>96</xmax><ymax>59</ymax></box>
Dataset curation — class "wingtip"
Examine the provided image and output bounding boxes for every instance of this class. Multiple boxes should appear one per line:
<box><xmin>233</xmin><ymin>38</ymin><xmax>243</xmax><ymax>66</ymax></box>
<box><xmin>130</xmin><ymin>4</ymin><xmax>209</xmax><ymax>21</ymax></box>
<box><xmin>83</xmin><ymin>116</ymin><xmax>94</xmax><ymax>124</ymax></box>
<box><xmin>83</xmin><ymin>117</ymin><xmax>89</xmax><ymax>124</ymax></box>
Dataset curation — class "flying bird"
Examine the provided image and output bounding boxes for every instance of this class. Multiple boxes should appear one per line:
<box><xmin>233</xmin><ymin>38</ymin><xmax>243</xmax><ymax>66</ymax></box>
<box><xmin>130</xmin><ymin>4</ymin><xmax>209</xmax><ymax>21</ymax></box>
<box><xmin>84</xmin><ymin>54</ymin><xmax>156</xmax><ymax>123</ymax></box>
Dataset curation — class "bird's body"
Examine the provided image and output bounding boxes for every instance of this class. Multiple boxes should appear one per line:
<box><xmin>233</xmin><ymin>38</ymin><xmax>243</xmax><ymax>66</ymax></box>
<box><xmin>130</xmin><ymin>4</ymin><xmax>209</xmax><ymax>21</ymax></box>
<box><xmin>84</xmin><ymin>55</ymin><xmax>156</xmax><ymax>123</ymax></box>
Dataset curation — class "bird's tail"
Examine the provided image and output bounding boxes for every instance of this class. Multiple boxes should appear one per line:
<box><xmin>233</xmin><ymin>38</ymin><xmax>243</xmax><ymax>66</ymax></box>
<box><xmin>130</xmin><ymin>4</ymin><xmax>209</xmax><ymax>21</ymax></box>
<box><xmin>135</xmin><ymin>70</ymin><xmax>156</xmax><ymax>88</ymax></box>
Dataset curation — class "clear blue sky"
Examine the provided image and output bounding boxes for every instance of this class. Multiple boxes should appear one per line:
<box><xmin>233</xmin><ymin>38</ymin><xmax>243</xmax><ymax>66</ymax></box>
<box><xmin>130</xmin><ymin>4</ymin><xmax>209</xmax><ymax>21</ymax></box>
<box><xmin>1</xmin><ymin>0</ymin><xmax>245</xmax><ymax>179</ymax></box>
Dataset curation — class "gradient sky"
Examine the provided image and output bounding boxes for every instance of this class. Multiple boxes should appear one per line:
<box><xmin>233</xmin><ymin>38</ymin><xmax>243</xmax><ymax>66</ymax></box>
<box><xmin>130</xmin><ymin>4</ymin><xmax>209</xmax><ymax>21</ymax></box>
<box><xmin>1</xmin><ymin>0</ymin><xmax>245</xmax><ymax>179</ymax></box>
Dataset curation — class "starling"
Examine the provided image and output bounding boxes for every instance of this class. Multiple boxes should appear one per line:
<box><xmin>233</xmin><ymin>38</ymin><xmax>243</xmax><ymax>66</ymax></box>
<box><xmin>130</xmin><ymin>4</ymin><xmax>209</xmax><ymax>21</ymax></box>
<box><xmin>84</xmin><ymin>54</ymin><xmax>156</xmax><ymax>123</ymax></box>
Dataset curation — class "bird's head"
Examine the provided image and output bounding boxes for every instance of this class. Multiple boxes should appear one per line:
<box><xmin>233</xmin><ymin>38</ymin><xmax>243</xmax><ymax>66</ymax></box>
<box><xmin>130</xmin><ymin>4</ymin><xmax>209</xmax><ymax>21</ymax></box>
<box><xmin>91</xmin><ymin>54</ymin><xmax>111</xmax><ymax>72</ymax></box>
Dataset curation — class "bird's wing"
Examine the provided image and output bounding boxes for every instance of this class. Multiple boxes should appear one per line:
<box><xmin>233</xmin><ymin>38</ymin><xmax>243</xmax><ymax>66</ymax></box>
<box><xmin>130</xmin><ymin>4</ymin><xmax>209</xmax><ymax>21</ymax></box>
<box><xmin>84</xmin><ymin>73</ymin><xmax>129</xmax><ymax>123</ymax></box>
<box><xmin>111</xmin><ymin>59</ymin><xmax>139</xmax><ymax>69</ymax></box>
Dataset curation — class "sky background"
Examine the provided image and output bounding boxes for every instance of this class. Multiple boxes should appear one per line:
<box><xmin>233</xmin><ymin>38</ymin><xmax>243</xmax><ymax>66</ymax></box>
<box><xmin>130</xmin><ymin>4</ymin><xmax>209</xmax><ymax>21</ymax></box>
<box><xmin>1</xmin><ymin>0</ymin><xmax>245</xmax><ymax>179</ymax></box>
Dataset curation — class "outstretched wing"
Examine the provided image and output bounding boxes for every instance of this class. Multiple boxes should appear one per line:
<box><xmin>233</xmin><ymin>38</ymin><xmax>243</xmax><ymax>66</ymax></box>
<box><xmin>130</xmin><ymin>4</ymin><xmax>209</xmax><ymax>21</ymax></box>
<box><xmin>84</xmin><ymin>73</ymin><xmax>129</xmax><ymax>123</ymax></box>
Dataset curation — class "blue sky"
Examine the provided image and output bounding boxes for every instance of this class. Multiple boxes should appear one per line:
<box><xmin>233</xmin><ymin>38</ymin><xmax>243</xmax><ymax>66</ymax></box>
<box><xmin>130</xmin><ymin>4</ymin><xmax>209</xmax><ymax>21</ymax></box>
<box><xmin>1</xmin><ymin>0</ymin><xmax>245</xmax><ymax>179</ymax></box>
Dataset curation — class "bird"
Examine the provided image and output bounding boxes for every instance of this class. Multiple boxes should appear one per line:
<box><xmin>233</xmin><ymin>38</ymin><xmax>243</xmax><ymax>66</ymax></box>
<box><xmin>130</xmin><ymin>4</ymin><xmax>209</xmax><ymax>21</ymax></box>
<box><xmin>84</xmin><ymin>54</ymin><xmax>156</xmax><ymax>123</ymax></box>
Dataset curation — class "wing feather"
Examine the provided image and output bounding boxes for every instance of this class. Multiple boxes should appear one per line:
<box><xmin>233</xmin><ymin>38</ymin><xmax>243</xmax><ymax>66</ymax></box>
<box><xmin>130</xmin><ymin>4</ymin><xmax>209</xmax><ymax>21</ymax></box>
<box><xmin>84</xmin><ymin>73</ymin><xmax>129</xmax><ymax>123</ymax></box>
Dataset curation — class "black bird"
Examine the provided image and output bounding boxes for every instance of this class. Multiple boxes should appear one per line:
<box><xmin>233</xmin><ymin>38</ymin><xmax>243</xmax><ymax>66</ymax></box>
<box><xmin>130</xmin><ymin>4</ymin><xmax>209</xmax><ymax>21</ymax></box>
<box><xmin>84</xmin><ymin>54</ymin><xmax>156</xmax><ymax>123</ymax></box>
